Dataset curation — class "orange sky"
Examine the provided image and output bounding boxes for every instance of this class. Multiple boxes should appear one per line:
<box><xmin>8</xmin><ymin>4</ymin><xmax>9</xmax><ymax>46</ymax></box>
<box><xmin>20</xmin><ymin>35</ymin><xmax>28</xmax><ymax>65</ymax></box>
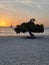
<box><xmin>0</xmin><ymin>16</ymin><xmax>49</xmax><ymax>27</ymax></box>
<box><xmin>0</xmin><ymin>0</ymin><xmax>49</xmax><ymax>27</ymax></box>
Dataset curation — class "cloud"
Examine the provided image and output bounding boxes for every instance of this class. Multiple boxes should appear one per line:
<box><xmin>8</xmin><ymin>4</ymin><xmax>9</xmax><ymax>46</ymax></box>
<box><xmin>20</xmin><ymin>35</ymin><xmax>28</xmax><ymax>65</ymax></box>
<box><xmin>0</xmin><ymin>0</ymin><xmax>49</xmax><ymax>11</ymax></box>
<box><xmin>16</xmin><ymin>0</ymin><xmax>49</xmax><ymax>4</ymax></box>
<box><xmin>36</xmin><ymin>5</ymin><xmax>42</xmax><ymax>9</ymax></box>
<box><xmin>0</xmin><ymin>0</ymin><xmax>17</xmax><ymax>12</ymax></box>
<box><xmin>15</xmin><ymin>0</ymin><xmax>46</xmax><ymax>10</ymax></box>
<box><xmin>0</xmin><ymin>4</ymin><xmax>8</xmax><ymax>10</ymax></box>
<box><xmin>0</xmin><ymin>0</ymin><xmax>49</xmax><ymax>15</ymax></box>
<box><xmin>16</xmin><ymin>0</ymin><xmax>32</xmax><ymax>3</ymax></box>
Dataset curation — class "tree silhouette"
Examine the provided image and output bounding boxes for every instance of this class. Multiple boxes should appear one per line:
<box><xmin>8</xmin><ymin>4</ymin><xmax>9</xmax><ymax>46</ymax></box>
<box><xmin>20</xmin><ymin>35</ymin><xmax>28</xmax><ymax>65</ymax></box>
<box><xmin>14</xmin><ymin>18</ymin><xmax>44</xmax><ymax>38</ymax></box>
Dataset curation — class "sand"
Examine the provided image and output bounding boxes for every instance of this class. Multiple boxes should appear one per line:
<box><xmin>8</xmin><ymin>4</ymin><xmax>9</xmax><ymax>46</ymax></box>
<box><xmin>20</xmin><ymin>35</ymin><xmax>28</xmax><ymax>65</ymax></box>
<box><xmin>0</xmin><ymin>35</ymin><xmax>49</xmax><ymax>65</ymax></box>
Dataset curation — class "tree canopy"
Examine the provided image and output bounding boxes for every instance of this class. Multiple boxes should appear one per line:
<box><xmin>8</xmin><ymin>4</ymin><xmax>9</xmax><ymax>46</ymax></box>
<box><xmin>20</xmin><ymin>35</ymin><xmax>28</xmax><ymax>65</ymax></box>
<box><xmin>14</xmin><ymin>18</ymin><xmax>44</xmax><ymax>38</ymax></box>
<box><xmin>14</xmin><ymin>18</ymin><xmax>44</xmax><ymax>33</ymax></box>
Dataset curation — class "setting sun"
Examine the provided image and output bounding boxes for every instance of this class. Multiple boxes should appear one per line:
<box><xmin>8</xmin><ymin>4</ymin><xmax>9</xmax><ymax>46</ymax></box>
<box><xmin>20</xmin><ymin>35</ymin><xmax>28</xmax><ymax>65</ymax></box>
<box><xmin>0</xmin><ymin>18</ymin><xmax>10</xmax><ymax>27</ymax></box>
<box><xmin>1</xmin><ymin>22</ymin><xmax>5</xmax><ymax>26</ymax></box>
<box><xmin>0</xmin><ymin>19</ymin><xmax>6</xmax><ymax>26</ymax></box>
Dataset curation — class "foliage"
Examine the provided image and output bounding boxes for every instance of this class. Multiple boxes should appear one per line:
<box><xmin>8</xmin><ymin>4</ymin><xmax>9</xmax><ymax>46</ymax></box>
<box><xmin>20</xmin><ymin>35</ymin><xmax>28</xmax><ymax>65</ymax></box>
<box><xmin>14</xmin><ymin>18</ymin><xmax>44</xmax><ymax>36</ymax></box>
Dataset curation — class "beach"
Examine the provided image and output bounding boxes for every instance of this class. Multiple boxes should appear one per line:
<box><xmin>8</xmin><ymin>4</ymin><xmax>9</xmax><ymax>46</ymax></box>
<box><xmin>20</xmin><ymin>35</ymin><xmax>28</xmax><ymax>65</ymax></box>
<box><xmin>0</xmin><ymin>0</ymin><xmax>49</xmax><ymax>64</ymax></box>
<box><xmin>0</xmin><ymin>35</ymin><xmax>49</xmax><ymax>65</ymax></box>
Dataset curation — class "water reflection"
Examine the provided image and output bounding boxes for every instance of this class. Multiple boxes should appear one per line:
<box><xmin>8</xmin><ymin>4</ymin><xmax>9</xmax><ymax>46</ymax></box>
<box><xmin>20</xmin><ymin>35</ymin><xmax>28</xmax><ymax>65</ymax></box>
<box><xmin>0</xmin><ymin>27</ymin><xmax>16</xmax><ymax>36</ymax></box>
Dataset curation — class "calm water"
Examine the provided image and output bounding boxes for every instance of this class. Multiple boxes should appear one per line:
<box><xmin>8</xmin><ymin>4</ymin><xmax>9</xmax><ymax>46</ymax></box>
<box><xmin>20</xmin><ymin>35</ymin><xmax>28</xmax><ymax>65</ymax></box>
<box><xmin>0</xmin><ymin>27</ymin><xmax>16</xmax><ymax>36</ymax></box>
<box><xmin>0</xmin><ymin>27</ymin><xmax>49</xmax><ymax>36</ymax></box>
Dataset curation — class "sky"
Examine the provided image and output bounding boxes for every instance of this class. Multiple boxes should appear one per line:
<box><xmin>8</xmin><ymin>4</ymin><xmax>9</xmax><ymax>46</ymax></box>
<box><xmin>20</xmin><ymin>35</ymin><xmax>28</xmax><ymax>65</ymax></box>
<box><xmin>0</xmin><ymin>0</ymin><xmax>49</xmax><ymax>27</ymax></box>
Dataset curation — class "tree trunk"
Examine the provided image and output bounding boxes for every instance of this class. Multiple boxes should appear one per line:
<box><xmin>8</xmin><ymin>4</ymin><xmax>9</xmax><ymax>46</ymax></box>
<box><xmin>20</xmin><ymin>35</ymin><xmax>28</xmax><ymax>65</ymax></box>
<box><xmin>29</xmin><ymin>31</ymin><xmax>35</xmax><ymax>38</ymax></box>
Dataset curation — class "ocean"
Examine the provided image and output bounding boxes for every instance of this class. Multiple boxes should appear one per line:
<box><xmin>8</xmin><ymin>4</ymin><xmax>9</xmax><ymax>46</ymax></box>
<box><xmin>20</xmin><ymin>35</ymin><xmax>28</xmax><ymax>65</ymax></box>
<box><xmin>0</xmin><ymin>27</ymin><xmax>16</xmax><ymax>36</ymax></box>
<box><xmin>0</xmin><ymin>27</ymin><xmax>49</xmax><ymax>36</ymax></box>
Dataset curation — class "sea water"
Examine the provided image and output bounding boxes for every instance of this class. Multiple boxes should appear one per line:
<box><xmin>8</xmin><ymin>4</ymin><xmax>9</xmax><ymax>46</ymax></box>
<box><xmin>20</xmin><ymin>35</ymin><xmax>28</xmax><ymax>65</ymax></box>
<box><xmin>0</xmin><ymin>27</ymin><xmax>16</xmax><ymax>36</ymax></box>
<box><xmin>0</xmin><ymin>27</ymin><xmax>49</xmax><ymax>36</ymax></box>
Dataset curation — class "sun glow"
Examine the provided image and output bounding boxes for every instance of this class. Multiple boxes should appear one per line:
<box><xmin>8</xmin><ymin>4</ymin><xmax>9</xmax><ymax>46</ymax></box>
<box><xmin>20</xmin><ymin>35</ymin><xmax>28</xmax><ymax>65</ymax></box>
<box><xmin>0</xmin><ymin>18</ymin><xmax>10</xmax><ymax>27</ymax></box>
<box><xmin>1</xmin><ymin>22</ymin><xmax>5</xmax><ymax>26</ymax></box>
